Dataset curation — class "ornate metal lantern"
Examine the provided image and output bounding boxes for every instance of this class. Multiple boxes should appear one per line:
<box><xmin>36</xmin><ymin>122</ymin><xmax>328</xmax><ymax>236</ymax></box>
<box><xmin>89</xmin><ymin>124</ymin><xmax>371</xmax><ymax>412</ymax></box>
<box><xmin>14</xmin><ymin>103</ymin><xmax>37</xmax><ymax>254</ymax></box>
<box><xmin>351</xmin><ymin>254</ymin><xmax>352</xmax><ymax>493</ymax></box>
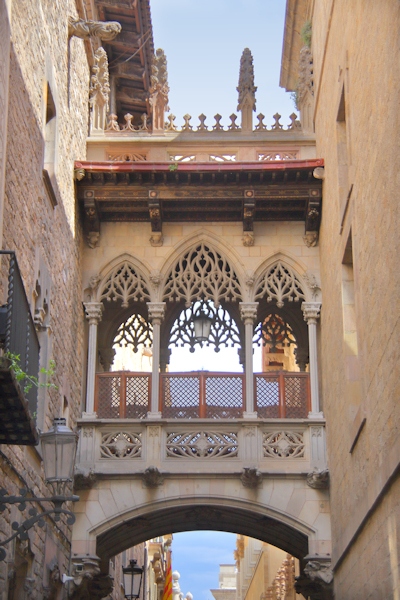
<box><xmin>192</xmin><ymin>309</ymin><xmax>213</xmax><ymax>342</ymax></box>
<box><xmin>122</xmin><ymin>559</ymin><xmax>144</xmax><ymax>599</ymax></box>
<box><xmin>40</xmin><ymin>417</ymin><xmax>78</xmax><ymax>483</ymax></box>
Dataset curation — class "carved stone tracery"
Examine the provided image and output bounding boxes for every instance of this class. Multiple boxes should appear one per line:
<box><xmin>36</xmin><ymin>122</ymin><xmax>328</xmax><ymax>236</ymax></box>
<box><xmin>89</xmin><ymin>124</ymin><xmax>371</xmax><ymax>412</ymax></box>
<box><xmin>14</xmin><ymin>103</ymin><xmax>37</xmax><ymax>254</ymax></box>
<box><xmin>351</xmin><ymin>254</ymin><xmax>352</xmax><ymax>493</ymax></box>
<box><xmin>255</xmin><ymin>261</ymin><xmax>306</xmax><ymax>308</ymax></box>
<box><xmin>99</xmin><ymin>262</ymin><xmax>150</xmax><ymax>307</ymax></box>
<box><xmin>163</xmin><ymin>243</ymin><xmax>242</xmax><ymax>307</ymax></box>
<box><xmin>166</xmin><ymin>430</ymin><xmax>238</xmax><ymax>458</ymax></box>
<box><xmin>100</xmin><ymin>431</ymin><xmax>142</xmax><ymax>458</ymax></box>
<box><xmin>113</xmin><ymin>313</ymin><xmax>153</xmax><ymax>354</ymax></box>
<box><xmin>169</xmin><ymin>300</ymin><xmax>241</xmax><ymax>354</ymax></box>
<box><xmin>263</xmin><ymin>431</ymin><xmax>305</xmax><ymax>458</ymax></box>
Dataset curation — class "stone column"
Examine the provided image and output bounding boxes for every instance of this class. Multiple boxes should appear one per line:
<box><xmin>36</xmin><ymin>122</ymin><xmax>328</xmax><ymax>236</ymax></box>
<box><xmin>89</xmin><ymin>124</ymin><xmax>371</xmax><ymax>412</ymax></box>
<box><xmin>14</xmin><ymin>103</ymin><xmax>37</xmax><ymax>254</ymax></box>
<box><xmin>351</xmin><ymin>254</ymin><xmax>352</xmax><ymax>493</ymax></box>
<box><xmin>302</xmin><ymin>302</ymin><xmax>323</xmax><ymax>418</ymax></box>
<box><xmin>147</xmin><ymin>302</ymin><xmax>166</xmax><ymax>418</ymax></box>
<box><xmin>239</xmin><ymin>302</ymin><xmax>258</xmax><ymax>418</ymax></box>
<box><xmin>83</xmin><ymin>302</ymin><xmax>103</xmax><ymax>418</ymax></box>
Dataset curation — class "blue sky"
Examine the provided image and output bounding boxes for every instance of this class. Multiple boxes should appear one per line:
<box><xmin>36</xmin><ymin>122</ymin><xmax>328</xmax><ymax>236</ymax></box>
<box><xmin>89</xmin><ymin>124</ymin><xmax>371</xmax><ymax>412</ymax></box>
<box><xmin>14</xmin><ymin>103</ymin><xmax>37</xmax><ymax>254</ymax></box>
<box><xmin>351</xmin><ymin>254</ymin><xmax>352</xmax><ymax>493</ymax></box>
<box><xmin>148</xmin><ymin>3</ymin><xmax>289</xmax><ymax>599</ymax></box>
<box><xmin>171</xmin><ymin>531</ymin><xmax>236</xmax><ymax>600</ymax></box>
<box><xmin>150</xmin><ymin>0</ymin><xmax>294</xmax><ymax>128</ymax></box>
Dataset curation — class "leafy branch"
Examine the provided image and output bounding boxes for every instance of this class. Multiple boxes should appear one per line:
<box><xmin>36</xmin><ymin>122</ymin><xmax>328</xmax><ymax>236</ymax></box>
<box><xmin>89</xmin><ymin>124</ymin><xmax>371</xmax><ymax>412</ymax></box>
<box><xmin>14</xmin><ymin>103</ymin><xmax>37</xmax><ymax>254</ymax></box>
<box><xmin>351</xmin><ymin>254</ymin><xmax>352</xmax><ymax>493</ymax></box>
<box><xmin>5</xmin><ymin>352</ymin><xmax>58</xmax><ymax>394</ymax></box>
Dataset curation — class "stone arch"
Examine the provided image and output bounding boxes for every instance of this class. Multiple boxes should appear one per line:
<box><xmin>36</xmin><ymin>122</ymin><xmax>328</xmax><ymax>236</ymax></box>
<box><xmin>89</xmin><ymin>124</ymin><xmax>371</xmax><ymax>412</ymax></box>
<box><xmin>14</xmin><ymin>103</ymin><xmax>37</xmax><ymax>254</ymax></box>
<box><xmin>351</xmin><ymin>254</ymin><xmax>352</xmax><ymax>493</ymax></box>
<box><xmin>251</xmin><ymin>254</ymin><xmax>315</xmax><ymax>371</ymax></box>
<box><xmin>86</xmin><ymin>255</ymin><xmax>154</xmax><ymax>372</ymax></box>
<box><xmin>73</xmin><ymin>491</ymin><xmax>325</xmax><ymax>565</ymax></box>
<box><xmin>252</xmin><ymin>253</ymin><xmax>313</xmax><ymax>305</ymax></box>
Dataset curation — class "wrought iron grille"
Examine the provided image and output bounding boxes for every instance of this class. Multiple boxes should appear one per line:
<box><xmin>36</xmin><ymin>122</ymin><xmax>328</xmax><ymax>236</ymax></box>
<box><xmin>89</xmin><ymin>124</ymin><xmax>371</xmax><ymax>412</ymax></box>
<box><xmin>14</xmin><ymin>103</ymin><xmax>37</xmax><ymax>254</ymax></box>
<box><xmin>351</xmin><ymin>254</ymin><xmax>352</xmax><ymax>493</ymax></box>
<box><xmin>0</xmin><ymin>252</ymin><xmax>40</xmax><ymax>417</ymax></box>
<box><xmin>95</xmin><ymin>372</ymin><xmax>150</xmax><ymax>418</ymax></box>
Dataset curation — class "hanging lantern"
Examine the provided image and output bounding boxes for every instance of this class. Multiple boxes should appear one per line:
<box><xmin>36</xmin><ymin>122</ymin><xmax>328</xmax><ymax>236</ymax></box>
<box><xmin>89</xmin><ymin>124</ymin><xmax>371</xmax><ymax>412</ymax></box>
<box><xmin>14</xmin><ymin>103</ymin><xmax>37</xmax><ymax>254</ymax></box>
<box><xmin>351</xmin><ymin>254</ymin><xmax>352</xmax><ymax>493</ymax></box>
<box><xmin>40</xmin><ymin>418</ymin><xmax>78</xmax><ymax>483</ymax></box>
<box><xmin>192</xmin><ymin>309</ymin><xmax>213</xmax><ymax>342</ymax></box>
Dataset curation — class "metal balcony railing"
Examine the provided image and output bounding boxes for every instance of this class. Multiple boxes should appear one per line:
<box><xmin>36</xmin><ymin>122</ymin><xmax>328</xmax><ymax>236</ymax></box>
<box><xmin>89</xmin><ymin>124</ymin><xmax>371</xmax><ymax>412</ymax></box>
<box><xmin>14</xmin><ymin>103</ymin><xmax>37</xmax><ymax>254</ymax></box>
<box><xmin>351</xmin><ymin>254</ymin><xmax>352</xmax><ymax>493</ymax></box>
<box><xmin>94</xmin><ymin>371</ymin><xmax>311</xmax><ymax>419</ymax></box>
<box><xmin>0</xmin><ymin>251</ymin><xmax>40</xmax><ymax>444</ymax></box>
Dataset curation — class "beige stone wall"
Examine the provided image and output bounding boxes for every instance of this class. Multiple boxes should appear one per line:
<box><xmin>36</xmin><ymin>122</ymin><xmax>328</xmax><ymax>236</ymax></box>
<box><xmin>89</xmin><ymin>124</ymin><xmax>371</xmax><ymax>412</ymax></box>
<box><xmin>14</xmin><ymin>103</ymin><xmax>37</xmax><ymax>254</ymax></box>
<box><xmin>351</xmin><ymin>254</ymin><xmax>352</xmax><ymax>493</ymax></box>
<box><xmin>310</xmin><ymin>0</ymin><xmax>400</xmax><ymax>596</ymax></box>
<box><xmin>0</xmin><ymin>0</ymin><xmax>89</xmax><ymax>595</ymax></box>
<box><xmin>82</xmin><ymin>221</ymin><xmax>320</xmax><ymax>297</ymax></box>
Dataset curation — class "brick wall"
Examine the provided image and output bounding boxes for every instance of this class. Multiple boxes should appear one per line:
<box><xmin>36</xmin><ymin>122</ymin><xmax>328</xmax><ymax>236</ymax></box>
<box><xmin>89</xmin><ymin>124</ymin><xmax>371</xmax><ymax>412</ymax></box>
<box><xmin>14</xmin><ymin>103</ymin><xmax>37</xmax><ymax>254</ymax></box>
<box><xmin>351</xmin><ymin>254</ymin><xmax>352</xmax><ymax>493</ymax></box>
<box><xmin>0</xmin><ymin>0</ymin><xmax>89</xmax><ymax>595</ymax></box>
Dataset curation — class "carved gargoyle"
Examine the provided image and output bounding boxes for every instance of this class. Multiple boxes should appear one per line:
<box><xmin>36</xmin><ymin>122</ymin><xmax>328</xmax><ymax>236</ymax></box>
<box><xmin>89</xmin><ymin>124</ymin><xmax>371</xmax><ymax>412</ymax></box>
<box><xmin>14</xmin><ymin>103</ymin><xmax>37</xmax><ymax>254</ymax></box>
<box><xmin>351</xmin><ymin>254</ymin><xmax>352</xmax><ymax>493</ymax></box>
<box><xmin>240</xmin><ymin>467</ymin><xmax>262</xmax><ymax>488</ymax></box>
<box><xmin>142</xmin><ymin>466</ymin><xmax>164</xmax><ymax>487</ymax></box>
<box><xmin>306</xmin><ymin>468</ymin><xmax>330</xmax><ymax>489</ymax></box>
<box><xmin>68</xmin><ymin>17</ymin><xmax>121</xmax><ymax>42</ymax></box>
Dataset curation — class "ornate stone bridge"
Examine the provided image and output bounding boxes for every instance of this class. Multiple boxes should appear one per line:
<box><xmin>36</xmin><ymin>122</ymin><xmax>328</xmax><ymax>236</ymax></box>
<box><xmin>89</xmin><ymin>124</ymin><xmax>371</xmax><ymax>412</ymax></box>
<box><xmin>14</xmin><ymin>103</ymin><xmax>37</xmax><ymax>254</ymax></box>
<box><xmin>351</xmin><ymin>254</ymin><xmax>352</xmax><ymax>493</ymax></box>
<box><xmin>72</xmin><ymin>415</ymin><xmax>331</xmax><ymax>597</ymax></box>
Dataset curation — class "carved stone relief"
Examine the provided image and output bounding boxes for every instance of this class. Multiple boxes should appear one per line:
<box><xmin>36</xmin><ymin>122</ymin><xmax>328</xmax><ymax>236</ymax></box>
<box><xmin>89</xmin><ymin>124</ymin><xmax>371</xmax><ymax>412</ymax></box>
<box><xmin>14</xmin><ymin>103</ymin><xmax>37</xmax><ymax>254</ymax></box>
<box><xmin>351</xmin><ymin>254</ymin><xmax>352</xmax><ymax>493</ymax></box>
<box><xmin>68</xmin><ymin>17</ymin><xmax>121</xmax><ymax>41</ymax></box>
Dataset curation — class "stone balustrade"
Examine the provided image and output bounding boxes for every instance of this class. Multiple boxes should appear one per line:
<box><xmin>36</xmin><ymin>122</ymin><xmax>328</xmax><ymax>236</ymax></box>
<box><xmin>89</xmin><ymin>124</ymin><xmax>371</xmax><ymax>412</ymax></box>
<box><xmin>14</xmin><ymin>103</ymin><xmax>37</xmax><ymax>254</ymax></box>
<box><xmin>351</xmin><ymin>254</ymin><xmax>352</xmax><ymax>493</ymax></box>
<box><xmin>76</xmin><ymin>418</ymin><xmax>327</xmax><ymax>478</ymax></box>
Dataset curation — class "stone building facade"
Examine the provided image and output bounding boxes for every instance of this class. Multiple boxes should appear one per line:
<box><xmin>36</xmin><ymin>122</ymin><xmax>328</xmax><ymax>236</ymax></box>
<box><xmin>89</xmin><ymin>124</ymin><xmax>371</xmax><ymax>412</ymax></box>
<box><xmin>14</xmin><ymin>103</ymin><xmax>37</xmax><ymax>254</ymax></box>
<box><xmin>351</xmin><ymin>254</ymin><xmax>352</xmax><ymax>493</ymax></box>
<box><xmin>0</xmin><ymin>0</ymin><xmax>90</xmax><ymax>596</ymax></box>
<box><xmin>0</xmin><ymin>0</ymin><xmax>398</xmax><ymax>598</ymax></box>
<box><xmin>281</xmin><ymin>1</ymin><xmax>400</xmax><ymax>598</ymax></box>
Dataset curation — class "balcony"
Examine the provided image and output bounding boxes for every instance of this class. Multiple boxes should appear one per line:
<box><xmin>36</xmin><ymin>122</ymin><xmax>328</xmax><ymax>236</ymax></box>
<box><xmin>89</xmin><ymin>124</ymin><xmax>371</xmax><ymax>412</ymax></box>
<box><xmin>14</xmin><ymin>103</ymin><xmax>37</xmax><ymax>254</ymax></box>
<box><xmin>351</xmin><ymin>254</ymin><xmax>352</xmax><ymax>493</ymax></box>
<box><xmin>94</xmin><ymin>370</ymin><xmax>311</xmax><ymax>419</ymax></box>
<box><xmin>0</xmin><ymin>252</ymin><xmax>39</xmax><ymax>445</ymax></box>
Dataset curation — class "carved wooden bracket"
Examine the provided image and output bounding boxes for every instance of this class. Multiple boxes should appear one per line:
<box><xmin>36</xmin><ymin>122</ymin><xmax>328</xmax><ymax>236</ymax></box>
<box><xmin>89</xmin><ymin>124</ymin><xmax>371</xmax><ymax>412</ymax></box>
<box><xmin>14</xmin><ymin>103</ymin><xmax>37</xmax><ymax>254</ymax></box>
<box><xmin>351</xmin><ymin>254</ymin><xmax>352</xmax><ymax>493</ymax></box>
<box><xmin>304</xmin><ymin>188</ymin><xmax>322</xmax><ymax>246</ymax></box>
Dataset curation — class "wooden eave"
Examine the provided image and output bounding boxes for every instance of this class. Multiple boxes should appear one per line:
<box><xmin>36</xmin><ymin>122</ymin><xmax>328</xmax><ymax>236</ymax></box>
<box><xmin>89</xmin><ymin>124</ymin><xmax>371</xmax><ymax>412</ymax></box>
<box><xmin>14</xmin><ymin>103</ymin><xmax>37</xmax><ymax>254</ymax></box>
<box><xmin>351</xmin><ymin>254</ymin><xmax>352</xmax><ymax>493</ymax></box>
<box><xmin>76</xmin><ymin>159</ymin><xmax>323</xmax><ymax>235</ymax></box>
<box><xmin>95</xmin><ymin>0</ymin><xmax>154</xmax><ymax>123</ymax></box>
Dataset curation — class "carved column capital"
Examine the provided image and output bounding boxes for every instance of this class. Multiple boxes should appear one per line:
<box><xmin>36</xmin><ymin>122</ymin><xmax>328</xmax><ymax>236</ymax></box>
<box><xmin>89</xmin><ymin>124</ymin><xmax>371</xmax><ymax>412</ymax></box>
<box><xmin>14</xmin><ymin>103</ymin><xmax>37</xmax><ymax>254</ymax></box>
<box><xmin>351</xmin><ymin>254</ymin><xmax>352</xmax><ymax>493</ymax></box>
<box><xmin>239</xmin><ymin>302</ymin><xmax>258</xmax><ymax>324</ymax></box>
<box><xmin>302</xmin><ymin>302</ymin><xmax>321</xmax><ymax>324</ymax></box>
<box><xmin>147</xmin><ymin>302</ymin><xmax>166</xmax><ymax>324</ymax></box>
<box><xmin>84</xmin><ymin>302</ymin><xmax>103</xmax><ymax>325</ymax></box>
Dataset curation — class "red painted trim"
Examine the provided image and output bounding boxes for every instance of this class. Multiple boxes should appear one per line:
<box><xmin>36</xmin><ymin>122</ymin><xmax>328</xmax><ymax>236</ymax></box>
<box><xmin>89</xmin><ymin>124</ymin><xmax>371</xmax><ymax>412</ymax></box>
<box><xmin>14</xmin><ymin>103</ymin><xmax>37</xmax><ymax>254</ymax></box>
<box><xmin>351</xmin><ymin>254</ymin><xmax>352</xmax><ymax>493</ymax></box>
<box><xmin>75</xmin><ymin>158</ymin><xmax>324</xmax><ymax>173</ymax></box>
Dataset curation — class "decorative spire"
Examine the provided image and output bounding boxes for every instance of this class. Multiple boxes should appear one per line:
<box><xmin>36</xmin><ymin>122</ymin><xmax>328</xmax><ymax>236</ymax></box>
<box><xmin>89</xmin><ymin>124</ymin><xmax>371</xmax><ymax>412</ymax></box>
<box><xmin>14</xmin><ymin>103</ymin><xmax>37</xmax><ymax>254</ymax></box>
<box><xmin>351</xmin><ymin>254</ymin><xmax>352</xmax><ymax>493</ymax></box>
<box><xmin>149</xmin><ymin>48</ymin><xmax>170</xmax><ymax>133</ymax></box>
<box><xmin>89</xmin><ymin>48</ymin><xmax>110</xmax><ymax>134</ymax></box>
<box><xmin>237</xmin><ymin>48</ymin><xmax>257</xmax><ymax>131</ymax></box>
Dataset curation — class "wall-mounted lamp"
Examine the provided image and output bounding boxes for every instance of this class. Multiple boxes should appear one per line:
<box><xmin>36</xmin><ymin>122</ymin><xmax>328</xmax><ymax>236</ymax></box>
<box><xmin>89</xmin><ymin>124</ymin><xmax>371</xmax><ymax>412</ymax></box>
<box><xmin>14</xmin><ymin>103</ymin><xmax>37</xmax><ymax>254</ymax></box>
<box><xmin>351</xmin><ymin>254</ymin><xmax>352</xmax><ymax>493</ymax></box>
<box><xmin>0</xmin><ymin>418</ymin><xmax>79</xmax><ymax>561</ymax></box>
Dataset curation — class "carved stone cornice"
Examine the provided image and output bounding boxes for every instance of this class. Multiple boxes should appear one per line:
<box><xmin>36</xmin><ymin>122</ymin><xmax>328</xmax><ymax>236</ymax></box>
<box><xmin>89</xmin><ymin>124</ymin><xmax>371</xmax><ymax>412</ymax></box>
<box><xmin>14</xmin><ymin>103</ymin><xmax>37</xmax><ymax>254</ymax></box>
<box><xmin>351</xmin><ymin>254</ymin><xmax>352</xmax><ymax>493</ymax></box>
<box><xmin>68</xmin><ymin>17</ymin><xmax>121</xmax><ymax>41</ymax></box>
<box><xmin>302</xmin><ymin>302</ymin><xmax>321</xmax><ymax>324</ymax></box>
<box><xmin>84</xmin><ymin>302</ymin><xmax>103</xmax><ymax>325</ymax></box>
<box><xmin>147</xmin><ymin>302</ymin><xmax>166</xmax><ymax>324</ymax></box>
<box><xmin>239</xmin><ymin>302</ymin><xmax>258</xmax><ymax>324</ymax></box>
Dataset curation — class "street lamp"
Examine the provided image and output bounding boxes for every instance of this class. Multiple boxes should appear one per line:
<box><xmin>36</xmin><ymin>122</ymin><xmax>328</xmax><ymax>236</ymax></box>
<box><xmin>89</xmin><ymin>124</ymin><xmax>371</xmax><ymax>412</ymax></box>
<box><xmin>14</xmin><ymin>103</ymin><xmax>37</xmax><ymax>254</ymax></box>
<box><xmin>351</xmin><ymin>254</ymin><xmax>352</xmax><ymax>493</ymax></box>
<box><xmin>0</xmin><ymin>418</ymin><xmax>79</xmax><ymax>561</ymax></box>
<box><xmin>192</xmin><ymin>308</ymin><xmax>213</xmax><ymax>343</ymax></box>
<box><xmin>122</xmin><ymin>559</ymin><xmax>144</xmax><ymax>599</ymax></box>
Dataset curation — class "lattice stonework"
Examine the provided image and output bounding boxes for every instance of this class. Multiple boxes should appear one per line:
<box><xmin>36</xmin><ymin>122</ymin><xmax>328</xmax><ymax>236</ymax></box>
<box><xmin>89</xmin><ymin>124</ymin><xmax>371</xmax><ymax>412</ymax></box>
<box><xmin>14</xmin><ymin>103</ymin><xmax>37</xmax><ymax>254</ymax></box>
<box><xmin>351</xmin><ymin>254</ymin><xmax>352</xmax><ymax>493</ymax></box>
<box><xmin>100</xmin><ymin>431</ymin><xmax>142</xmax><ymax>458</ymax></box>
<box><xmin>114</xmin><ymin>314</ymin><xmax>153</xmax><ymax>354</ymax></box>
<box><xmin>100</xmin><ymin>262</ymin><xmax>150</xmax><ymax>307</ymax></box>
<box><xmin>163</xmin><ymin>243</ymin><xmax>242</xmax><ymax>307</ymax></box>
<box><xmin>255</xmin><ymin>261</ymin><xmax>306</xmax><ymax>308</ymax></box>
<box><xmin>253</xmin><ymin>313</ymin><xmax>297</xmax><ymax>350</ymax></box>
<box><xmin>262</xmin><ymin>431</ymin><xmax>305</xmax><ymax>458</ymax></box>
<box><xmin>166</xmin><ymin>431</ymin><xmax>238</xmax><ymax>458</ymax></box>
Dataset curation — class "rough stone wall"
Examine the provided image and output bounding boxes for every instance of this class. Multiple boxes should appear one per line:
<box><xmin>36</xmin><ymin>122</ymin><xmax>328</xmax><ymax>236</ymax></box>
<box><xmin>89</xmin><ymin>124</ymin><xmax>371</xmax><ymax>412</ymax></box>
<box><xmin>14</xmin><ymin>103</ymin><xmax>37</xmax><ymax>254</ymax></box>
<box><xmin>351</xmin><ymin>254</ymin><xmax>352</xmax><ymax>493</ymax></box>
<box><xmin>0</xmin><ymin>0</ymin><xmax>89</xmax><ymax>595</ymax></box>
<box><xmin>311</xmin><ymin>0</ymin><xmax>400</xmax><ymax>597</ymax></box>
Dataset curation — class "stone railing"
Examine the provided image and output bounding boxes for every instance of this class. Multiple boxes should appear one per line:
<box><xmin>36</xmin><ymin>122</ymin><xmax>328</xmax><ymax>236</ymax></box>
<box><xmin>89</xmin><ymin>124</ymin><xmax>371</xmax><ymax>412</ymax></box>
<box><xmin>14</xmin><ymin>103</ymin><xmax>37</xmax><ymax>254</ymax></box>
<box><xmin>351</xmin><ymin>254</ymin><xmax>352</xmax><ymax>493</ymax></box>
<box><xmin>103</xmin><ymin>112</ymin><xmax>301</xmax><ymax>135</ymax></box>
<box><xmin>76</xmin><ymin>419</ymin><xmax>327</xmax><ymax>478</ymax></box>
